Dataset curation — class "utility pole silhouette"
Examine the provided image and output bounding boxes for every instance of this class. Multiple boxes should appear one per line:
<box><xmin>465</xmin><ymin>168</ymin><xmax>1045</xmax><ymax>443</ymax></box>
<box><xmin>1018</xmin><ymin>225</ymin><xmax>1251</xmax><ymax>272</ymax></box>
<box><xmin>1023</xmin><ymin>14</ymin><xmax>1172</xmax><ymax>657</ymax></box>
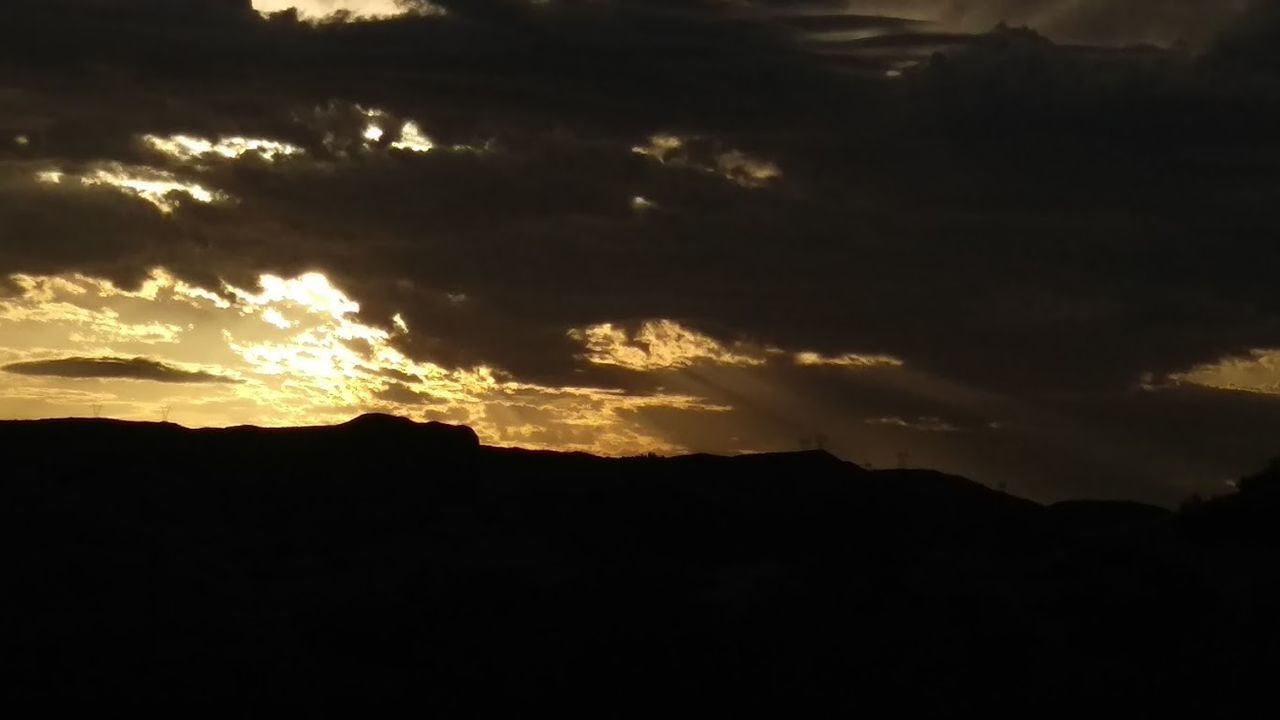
<box><xmin>160</xmin><ymin>405</ymin><xmax>172</xmax><ymax>423</ymax></box>
<box><xmin>90</xmin><ymin>403</ymin><xmax>102</xmax><ymax>419</ymax></box>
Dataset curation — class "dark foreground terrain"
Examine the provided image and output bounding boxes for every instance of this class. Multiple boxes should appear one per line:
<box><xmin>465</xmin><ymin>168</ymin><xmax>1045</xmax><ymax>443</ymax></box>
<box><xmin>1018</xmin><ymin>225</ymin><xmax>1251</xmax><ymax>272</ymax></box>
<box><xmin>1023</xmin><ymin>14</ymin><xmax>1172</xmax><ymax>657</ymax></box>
<box><xmin>4</xmin><ymin>414</ymin><xmax>1280</xmax><ymax>714</ymax></box>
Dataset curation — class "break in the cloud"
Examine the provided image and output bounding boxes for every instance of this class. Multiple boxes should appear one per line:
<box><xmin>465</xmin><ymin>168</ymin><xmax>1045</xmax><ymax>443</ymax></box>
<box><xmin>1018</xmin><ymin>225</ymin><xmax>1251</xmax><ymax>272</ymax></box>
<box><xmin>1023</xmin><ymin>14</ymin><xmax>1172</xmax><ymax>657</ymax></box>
<box><xmin>251</xmin><ymin>0</ymin><xmax>441</xmax><ymax>22</ymax></box>
<box><xmin>632</xmin><ymin>135</ymin><xmax>782</xmax><ymax>189</ymax></box>
<box><xmin>143</xmin><ymin>134</ymin><xmax>305</xmax><ymax>163</ymax></box>
<box><xmin>566</xmin><ymin>321</ymin><xmax>905</xmax><ymax>374</ymax></box>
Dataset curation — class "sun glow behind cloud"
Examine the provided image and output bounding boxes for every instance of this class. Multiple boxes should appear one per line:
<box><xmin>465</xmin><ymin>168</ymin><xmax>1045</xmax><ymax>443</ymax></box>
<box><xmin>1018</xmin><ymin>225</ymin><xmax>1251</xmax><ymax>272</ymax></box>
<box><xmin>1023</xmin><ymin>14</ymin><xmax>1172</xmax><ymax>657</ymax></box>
<box><xmin>795</xmin><ymin>351</ymin><xmax>904</xmax><ymax>369</ymax></box>
<box><xmin>390</xmin><ymin>121</ymin><xmax>435</xmax><ymax>153</ymax></box>
<box><xmin>360</xmin><ymin>110</ymin><xmax>484</xmax><ymax>154</ymax></box>
<box><xmin>251</xmin><ymin>0</ymin><xmax>444</xmax><ymax>22</ymax></box>
<box><xmin>0</xmin><ymin>268</ymin><xmax>724</xmax><ymax>455</ymax></box>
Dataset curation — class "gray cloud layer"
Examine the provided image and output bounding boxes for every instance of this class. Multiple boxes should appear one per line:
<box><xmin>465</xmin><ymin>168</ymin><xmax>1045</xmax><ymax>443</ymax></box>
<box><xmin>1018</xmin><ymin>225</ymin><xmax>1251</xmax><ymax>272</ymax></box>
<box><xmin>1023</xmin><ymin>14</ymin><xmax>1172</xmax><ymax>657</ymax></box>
<box><xmin>3</xmin><ymin>357</ymin><xmax>235</xmax><ymax>384</ymax></box>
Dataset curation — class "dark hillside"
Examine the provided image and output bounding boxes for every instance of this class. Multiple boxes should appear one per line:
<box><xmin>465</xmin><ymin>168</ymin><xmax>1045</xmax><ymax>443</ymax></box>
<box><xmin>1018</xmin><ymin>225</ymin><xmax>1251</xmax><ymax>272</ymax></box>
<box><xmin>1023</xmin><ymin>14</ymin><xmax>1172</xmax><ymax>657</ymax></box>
<box><xmin>3</xmin><ymin>415</ymin><xmax>1277</xmax><ymax>714</ymax></box>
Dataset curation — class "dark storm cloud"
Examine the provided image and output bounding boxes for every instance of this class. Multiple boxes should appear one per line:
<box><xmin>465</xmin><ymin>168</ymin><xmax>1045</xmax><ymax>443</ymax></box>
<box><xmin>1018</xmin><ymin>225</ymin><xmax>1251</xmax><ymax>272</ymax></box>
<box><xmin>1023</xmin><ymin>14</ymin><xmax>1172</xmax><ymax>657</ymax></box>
<box><xmin>3</xmin><ymin>357</ymin><xmax>236</xmax><ymax>384</ymax></box>
<box><xmin>2</xmin><ymin>0</ymin><xmax>1280</xmax><ymax>499</ymax></box>
<box><xmin>3</xmin><ymin>1</ymin><xmax>1270</xmax><ymax>388</ymax></box>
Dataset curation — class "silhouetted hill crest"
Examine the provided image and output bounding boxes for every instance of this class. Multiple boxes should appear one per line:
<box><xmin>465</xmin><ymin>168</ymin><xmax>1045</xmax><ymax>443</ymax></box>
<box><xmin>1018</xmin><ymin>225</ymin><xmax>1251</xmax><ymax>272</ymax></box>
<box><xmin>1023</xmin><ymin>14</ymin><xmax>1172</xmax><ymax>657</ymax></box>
<box><xmin>331</xmin><ymin>412</ymin><xmax>481</xmax><ymax>450</ymax></box>
<box><xmin>1181</xmin><ymin>457</ymin><xmax>1280</xmax><ymax>544</ymax></box>
<box><xmin>6</xmin><ymin>415</ymin><xmax>1280</xmax><ymax>712</ymax></box>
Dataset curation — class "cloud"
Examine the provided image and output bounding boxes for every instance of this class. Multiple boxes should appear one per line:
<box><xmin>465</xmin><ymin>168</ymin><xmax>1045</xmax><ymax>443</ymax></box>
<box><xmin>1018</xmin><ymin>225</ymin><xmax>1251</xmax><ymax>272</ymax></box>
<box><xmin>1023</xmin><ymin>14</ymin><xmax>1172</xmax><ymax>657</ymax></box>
<box><xmin>0</xmin><ymin>0</ymin><xmax>1278</xmax><ymax>502</ymax></box>
<box><xmin>3</xmin><ymin>356</ymin><xmax>235</xmax><ymax>384</ymax></box>
<box><xmin>795</xmin><ymin>351</ymin><xmax>904</xmax><ymax>369</ymax></box>
<box><xmin>570</xmin><ymin>320</ymin><xmax>766</xmax><ymax>372</ymax></box>
<box><xmin>632</xmin><ymin>135</ymin><xmax>782</xmax><ymax>189</ymax></box>
<box><xmin>142</xmin><ymin>134</ymin><xmax>304</xmax><ymax>163</ymax></box>
<box><xmin>843</xmin><ymin>0</ymin><xmax>1256</xmax><ymax>47</ymax></box>
<box><xmin>34</xmin><ymin>163</ymin><xmax>226</xmax><ymax>214</ymax></box>
<box><xmin>1162</xmin><ymin>350</ymin><xmax>1280</xmax><ymax>396</ymax></box>
<box><xmin>865</xmin><ymin>415</ymin><xmax>960</xmax><ymax>433</ymax></box>
<box><xmin>251</xmin><ymin>0</ymin><xmax>442</xmax><ymax>23</ymax></box>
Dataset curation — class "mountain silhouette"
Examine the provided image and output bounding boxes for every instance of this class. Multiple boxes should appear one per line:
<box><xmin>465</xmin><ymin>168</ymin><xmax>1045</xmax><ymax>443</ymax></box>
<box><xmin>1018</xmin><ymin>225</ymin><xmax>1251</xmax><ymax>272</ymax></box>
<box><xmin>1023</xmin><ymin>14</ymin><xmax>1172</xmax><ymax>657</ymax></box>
<box><xmin>3</xmin><ymin>415</ymin><xmax>1278</xmax><ymax>714</ymax></box>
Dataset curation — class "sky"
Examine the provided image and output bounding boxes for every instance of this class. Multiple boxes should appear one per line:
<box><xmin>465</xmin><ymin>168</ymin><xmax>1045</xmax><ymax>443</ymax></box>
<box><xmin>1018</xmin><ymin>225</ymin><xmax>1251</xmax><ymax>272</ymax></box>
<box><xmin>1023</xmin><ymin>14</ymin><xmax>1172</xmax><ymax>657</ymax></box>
<box><xmin>3</xmin><ymin>0</ymin><xmax>1280</xmax><ymax>504</ymax></box>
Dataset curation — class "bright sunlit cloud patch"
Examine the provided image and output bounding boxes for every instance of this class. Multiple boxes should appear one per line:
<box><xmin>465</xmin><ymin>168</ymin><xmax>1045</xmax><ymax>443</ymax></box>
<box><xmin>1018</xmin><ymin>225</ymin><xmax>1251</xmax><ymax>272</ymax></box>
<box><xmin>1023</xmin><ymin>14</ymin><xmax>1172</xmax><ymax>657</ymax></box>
<box><xmin>35</xmin><ymin>163</ymin><xmax>226</xmax><ymax>214</ymax></box>
<box><xmin>312</xmin><ymin>104</ymin><xmax>488</xmax><ymax>156</ymax></box>
<box><xmin>631</xmin><ymin>195</ymin><xmax>657</xmax><ymax>211</ymax></box>
<box><xmin>143</xmin><ymin>134</ymin><xmax>304</xmax><ymax>163</ymax></box>
<box><xmin>795</xmin><ymin>351</ymin><xmax>904</xmax><ymax>369</ymax></box>
<box><xmin>1164</xmin><ymin>350</ymin><xmax>1280</xmax><ymax>396</ymax></box>
<box><xmin>570</xmin><ymin>320</ymin><xmax>766</xmax><ymax>372</ymax></box>
<box><xmin>715</xmin><ymin>149</ymin><xmax>783</xmax><ymax>188</ymax></box>
<box><xmin>632</xmin><ymin>134</ymin><xmax>782</xmax><ymax>188</ymax></box>
<box><xmin>631</xmin><ymin>134</ymin><xmax>685</xmax><ymax>160</ymax></box>
<box><xmin>251</xmin><ymin>0</ymin><xmax>445</xmax><ymax>22</ymax></box>
<box><xmin>390</xmin><ymin>121</ymin><xmax>435</xmax><ymax>153</ymax></box>
<box><xmin>227</xmin><ymin>272</ymin><xmax>363</xmax><ymax>322</ymax></box>
<box><xmin>571</xmin><ymin>321</ymin><xmax>904</xmax><ymax>374</ymax></box>
<box><xmin>2</xmin><ymin>273</ymin><xmax>188</xmax><ymax>345</ymax></box>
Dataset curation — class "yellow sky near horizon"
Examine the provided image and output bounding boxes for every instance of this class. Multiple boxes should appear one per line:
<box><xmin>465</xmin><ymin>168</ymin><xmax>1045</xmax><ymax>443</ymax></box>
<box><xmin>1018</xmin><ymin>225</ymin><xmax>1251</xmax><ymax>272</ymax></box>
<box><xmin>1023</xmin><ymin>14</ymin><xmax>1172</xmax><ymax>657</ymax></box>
<box><xmin>0</xmin><ymin>267</ymin><xmax>732</xmax><ymax>453</ymax></box>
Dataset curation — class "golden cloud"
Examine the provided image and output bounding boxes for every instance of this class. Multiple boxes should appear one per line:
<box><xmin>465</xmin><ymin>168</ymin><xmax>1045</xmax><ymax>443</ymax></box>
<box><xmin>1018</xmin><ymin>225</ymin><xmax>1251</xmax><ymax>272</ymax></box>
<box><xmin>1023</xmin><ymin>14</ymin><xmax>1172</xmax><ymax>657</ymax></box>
<box><xmin>250</xmin><ymin>0</ymin><xmax>446</xmax><ymax>23</ymax></box>
<box><xmin>570</xmin><ymin>320</ymin><xmax>904</xmax><ymax>374</ymax></box>
<box><xmin>1164</xmin><ymin>350</ymin><xmax>1280</xmax><ymax>396</ymax></box>
<box><xmin>570</xmin><ymin>320</ymin><xmax>766</xmax><ymax>371</ymax></box>
<box><xmin>35</xmin><ymin>162</ymin><xmax>226</xmax><ymax>213</ymax></box>
<box><xmin>0</xmin><ymin>268</ymin><xmax>726</xmax><ymax>455</ymax></box>
<box><xmin>632</xmin><ymin>134</ymin><xmax>782</xmax><ymax>188</ymax></box>
<box><xmin>794</xmin><ymin>351</ymin><xmax>904</xmax><ymax>369</ymax></box>
<box><xmin>143</xmin><ymin>134</ymin><xmax>304</xmax><ymax>163</ymax></box>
